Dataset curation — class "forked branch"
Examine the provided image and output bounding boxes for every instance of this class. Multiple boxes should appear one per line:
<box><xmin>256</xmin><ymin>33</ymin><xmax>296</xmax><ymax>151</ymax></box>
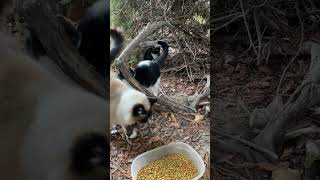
<box><xmin>17</xmin><ymin>0</ymin><xmax>106</xmax><ymax>98</ymax></box>
<box><xmin>115</xmin><ymin>22</ymin><xmax>196</xmax><ymax>113</ymax></box>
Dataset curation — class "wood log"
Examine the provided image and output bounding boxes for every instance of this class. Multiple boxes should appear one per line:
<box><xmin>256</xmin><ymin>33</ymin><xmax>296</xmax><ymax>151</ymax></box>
<box><xmin>116</xmin><ymin>22</ymin><xmax>196</xmax><ymax>113</ymax></box>
<box><xmin>17</xmin><ymin>0</ymin><xmax>106</xmax><ymax>98</ymax></box>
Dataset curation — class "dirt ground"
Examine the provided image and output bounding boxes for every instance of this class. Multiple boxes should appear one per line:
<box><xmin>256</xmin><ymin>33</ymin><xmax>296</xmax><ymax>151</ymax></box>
<box><xmin>111</xmin><ymin>73</ymin><xmax>210</xmax><ymax>179</ymax></box>
<box><xmin>212</xmin><ymin>48</ymin><xmax>320</xmax><ymax>179</ymax></box>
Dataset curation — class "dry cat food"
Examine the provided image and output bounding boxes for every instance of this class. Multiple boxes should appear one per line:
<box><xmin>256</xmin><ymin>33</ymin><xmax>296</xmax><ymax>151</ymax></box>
<box><xmin>136</xmin><ymin>153</ymin><xmax>198</xmax><ymax>180</ymax></box>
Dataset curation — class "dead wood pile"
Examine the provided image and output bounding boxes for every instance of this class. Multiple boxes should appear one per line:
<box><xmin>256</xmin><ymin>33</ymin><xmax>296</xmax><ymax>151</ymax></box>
<box><xmin>212</xmin><ymin>0</ymin><xmax>320</xmax><ymax>167</ymax></box>
<box><xmin>212</xmin><ymin>0</ymin><xmax>320</xmax><ymax>65</ymax></box>
<box><xmin>113</xmin><ymin>0</ymin><xmax>210</xmax><ymax>80</ymax></box>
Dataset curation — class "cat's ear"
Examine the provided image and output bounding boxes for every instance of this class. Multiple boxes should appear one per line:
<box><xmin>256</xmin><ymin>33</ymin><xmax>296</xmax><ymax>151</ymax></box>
<box><xmin>148</xmin><ymin>98</ymin><xmax>157</xmax><ymax>105</ymax></box>
<box><xmin>56</xmin><ymin>15</ymin><xmax>80</xmax><ymax>46</ymax></box>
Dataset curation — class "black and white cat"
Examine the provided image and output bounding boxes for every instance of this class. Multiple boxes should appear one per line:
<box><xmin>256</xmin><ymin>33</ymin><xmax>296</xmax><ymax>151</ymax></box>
<box><xmin>118</xmin><ymin>41</ymin><xmax>169</xmax><ymax>96</ymax></box>
<box><xmin>143</xmin><ymin>42</ymin><xmax>163</xmax><ymax>60</ymax></box>
<box><xmin>25</xmin><ymin>0</ymin><xmax>112</xmax><ymax>79</ymax></box>
<box><xmin>110</xmin><ymin>29</ymin><xmax>124</xmax><ymax>62</ymax></box>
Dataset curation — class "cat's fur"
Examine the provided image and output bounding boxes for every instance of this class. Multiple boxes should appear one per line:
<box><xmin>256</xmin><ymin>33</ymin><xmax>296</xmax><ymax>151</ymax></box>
<box><xmin>118</xmin><ymin>41</ymin><xmax>169</xmax><ymax>96</ymax></box>
<box><xmin>110</xmin><ymin>71</ymin><xmax>156</xmax><ymax>137</ymax></box>
<box><xmin>25</xmin><ymin>0</ymin><xmax>112</xmax><ymax>78</ymax></box>
<box><xmin>0</xmin><ymin>31</ymin><xmax>108</xmax><ymax>180</ymax></box>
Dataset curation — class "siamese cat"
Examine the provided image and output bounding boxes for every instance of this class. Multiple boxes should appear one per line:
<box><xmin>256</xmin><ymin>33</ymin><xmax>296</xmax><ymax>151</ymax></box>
<box><xmin>0</xmin><ymin>30</ymin><xmax>107</xmax><ymax>180</ymax></box>
<box><xmin>110</xmin><ymin>71</ymin><xmax>156</xmax><ymax>138</ymax></box>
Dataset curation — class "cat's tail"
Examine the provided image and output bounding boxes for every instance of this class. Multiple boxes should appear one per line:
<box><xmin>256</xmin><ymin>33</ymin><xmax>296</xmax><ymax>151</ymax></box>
<box><xmin>110</xmin><ymin>29</ymin><xmax>124</xmax><ymax>64</ymax></box>
<box><xmin>154</xmin><ymin>41</ymin><xmax>169</xmax><ymax>66</ymax></box>
<box><xmin>25</xmin><ymin>29</ymin><xmax>48</xmax><ymax>60</ymax></box>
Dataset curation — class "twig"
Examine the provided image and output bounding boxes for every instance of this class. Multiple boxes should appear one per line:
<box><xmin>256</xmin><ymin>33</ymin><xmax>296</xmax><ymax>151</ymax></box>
<box><xmin>213</xmin><ymin>11</ymin><xmax>249</xmax><ymax>33</ymax></box>
<box><xmin>171</xmin><ymin>29</ymin><xmax>194</xmax><ymax>81</ymax></box>
<box><xmin>285</xmin><ymin>126</ymin><xmax>320</xmax><ymax>140</ymax></box>
<box><xmin>253</xmin><ymin>9</ymin><xmax>262</xmax><ymax>65</ymax></box>
<box><xmin>237</xmin><ymin>98</ymin><xmax>251</xmax><ymax>116</ymax></box>
<box><xmin>264</xmin><ymin>39</ymin><xmax>272</xmax><ymax>64</ymax></box>
<box><xmin>115</xmin><ymin>22</ymin><xmax>196</xmax><ymax>113</ymax></box>
<box><xmin>260</xmin><ymin>12</ymin><xmax>280</xmax><ymax>30</ymax></box>
<box><xmin>212</xmin><ymin>12</ymin><xmax>243</xmax><ymax>22</ymax></box>
<box><xmin>213</xmin><ymin>128</ymin><xmax>279</xmax><ymax>160</ymax></box>
<box><xmin>276</xmin><ymin>0</ymin><xmax>304</xmax><ymax>94</ymax></box>
<box><xmin>249</xmin><ymin>0</ymin><xmax>268</xmax><ymax>8</ymax></box>
<box><xmin>239</xmin><ymin>0</ymin><xmax>258</xmax><ymax>56</ymax></box>
<box><xmin>116</xmin><ymin>21</ymin><xmax>168</xmax><ymax>64</ymax></box>
<box><xmin>190</xmin><ymin>75</ymin><xmax>210</xmax><ymax>110</ymax></box>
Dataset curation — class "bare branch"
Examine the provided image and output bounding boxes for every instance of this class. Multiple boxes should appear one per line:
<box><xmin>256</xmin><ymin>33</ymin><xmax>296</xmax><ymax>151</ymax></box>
<box><xmin>115</xmin><ymin>21</ymin><xmax>196</xmax><ymax>113</ymax></box>
<box><xmin>189</xmin><ymin>75</ymin><xmax>210</xmax><ymax>110</ymax></box>
<box><xmin>116</xmin><ymin>21</ymin><xmax>168</xmax><ymax>64</ymax></box>
<box><xmin>17</xmin><ymin>0</ymin><xmax>106</xmax><ymax>98</ymax></box>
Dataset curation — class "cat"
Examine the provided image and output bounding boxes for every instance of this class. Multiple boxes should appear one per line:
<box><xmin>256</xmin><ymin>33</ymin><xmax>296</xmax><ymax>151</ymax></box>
<box><xmin>0</xmin><ymin>30</ymin><xmax>108</xmax><ymax>180</ymax></box>
<box><xmin>118</xmin><ymin>41</ymin><xmax>169</xmax><ymax>96</ymax></box>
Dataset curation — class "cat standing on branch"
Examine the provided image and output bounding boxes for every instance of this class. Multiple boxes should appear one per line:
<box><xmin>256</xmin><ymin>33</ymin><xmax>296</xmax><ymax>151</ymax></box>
<box><xmin>115</xmin><ymin>22</ymin><xmax>196</xmax><ymax>113</ymax></box>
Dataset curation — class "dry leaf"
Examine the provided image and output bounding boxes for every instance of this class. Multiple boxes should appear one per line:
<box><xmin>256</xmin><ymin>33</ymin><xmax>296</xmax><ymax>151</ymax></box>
<box><xmin>149</xmin><ymin>136</ymin><xmax>161</xmax><ymax>143</ymax></box>
<box><xmin>163</xmin><ymin>83</ymin><xmax>169</xmax><ymax>88</ymax></box>
<box><xmin>171</xmin><ymin>113</ymin><xmax>177</xmax><ymax>122</ymax></box>
<box><xmin>170</xmin><ymin>113</ymin><xmax>180</xmax><ymax>128</ymax></box>
<box><xmin>160</xmin><ymin>112</ymin><xmax>168</xmax><ymax>118</ymax></box>
<box><xmin>171</xmin><ymin>122</ymin><xmax>180</xmax><ymax>128</ymax></box>
<box><xmin>194</xmin><ymin>114</ymin><xmax>205</xmax><ymax>123</ymax></box>
<box><xmin>260</xmin><ymin>81</ymin><xmax>270</xmax><ymax>87</ymax></box>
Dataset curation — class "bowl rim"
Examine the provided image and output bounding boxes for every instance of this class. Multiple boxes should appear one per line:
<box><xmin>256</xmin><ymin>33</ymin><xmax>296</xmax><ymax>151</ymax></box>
<box><xmin>130</xmin><ymin>141</ymin><xmax>205</xmax><ymax>180</ymax></box>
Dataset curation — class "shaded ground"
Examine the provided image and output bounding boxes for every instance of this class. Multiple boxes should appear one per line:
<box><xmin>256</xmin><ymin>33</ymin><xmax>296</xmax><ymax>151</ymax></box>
<box><xmin>111</xmin><ymin>73</ymin><xmax>210</xmax><ymax>180</ymax></box>
<box><xmin>212</xmin><ymin>49</ymin><xmax>320</xmax><ymax>179</ymax></box>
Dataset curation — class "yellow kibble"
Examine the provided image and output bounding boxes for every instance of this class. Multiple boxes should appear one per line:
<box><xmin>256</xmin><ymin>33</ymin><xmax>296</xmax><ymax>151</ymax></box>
<box><xmin>137</xmin><ymin>153</ymin><xmax>198</xmax><ymax>180</ymax></box>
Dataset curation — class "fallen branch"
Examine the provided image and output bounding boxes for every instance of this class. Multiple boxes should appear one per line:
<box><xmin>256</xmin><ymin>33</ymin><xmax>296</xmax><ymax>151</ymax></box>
<box><xmin>17</xmin><ymin>0</ymin><xmax>106</xmax><ymax>98</ymax></box>
<box><xmin>189</xmin><ymin>75</ymin><xmax>210</xmax><ymax>110</ymax></box>
<box><xmin>115</xmin><ymin>22</ymin><xmax>196</xmax><ymax>113</ymax></box>
<box><xmin>285</xmin><ymin>126</ymin><xmax>320</xmax><ymax>140</ymax></box>
<box><xmin>213</xmin><ymin>129</ymin><xmax>279</xmax><ymax>161</ymax></box>
<box><xmin>217</xmin><ymin>42</ymin><xmax>320</xmax><ymax>163</ymax></box>
<box><xmin>116</xmin><ymin>22</ymin><xmax>168</xmax><ymax>65</ymax></box>
<box><xmin>251</xmin><ymin>42</ymin><xmax>320</xmax><ymax>162</ymax></box>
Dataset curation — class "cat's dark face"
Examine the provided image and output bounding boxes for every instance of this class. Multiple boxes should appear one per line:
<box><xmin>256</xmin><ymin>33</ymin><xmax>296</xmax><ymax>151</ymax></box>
<box><xmin>70</xmin><ymin>133</ymin><xmax>107</xmax><ymax>179</ymax></box>
<box><xmin>132</xmin><ymin>104</ymin><xmax>152</xmax><ymax>123</ymax></box>
<box><xmin>123</xmin><ymin>98</ymin><xmax>157</xmax><ymax>136</ymax></box>
<box><xmin>150</xmin><ymin>47</ymin><xmax>161</xmax><ymax>55</ymax></box>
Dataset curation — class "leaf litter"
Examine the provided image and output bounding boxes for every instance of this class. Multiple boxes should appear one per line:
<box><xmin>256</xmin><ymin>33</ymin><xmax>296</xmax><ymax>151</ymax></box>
<box><xmin>111</xmin><ymin>73</ymin><xmax>210</xmax><ymax>179</ymax></box>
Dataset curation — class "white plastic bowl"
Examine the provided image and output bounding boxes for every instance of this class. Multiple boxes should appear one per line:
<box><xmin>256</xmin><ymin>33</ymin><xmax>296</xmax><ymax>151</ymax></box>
<box><xmin>131</xmin><ymin>142</ymin><xmax>205</xmax><ymax>180</ymax></box>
